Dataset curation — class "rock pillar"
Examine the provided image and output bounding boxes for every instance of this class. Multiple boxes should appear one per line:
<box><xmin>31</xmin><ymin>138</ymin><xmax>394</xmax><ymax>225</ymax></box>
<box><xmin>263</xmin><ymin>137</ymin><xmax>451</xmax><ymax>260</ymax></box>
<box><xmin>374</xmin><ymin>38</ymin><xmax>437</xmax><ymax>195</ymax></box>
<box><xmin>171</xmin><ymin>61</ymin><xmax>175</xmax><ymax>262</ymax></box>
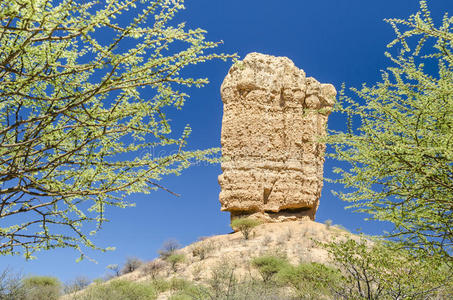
<box><xmin>218</xmin><ymin>53</ymin><xmax>336</xmax><ymax>222</ymax></box>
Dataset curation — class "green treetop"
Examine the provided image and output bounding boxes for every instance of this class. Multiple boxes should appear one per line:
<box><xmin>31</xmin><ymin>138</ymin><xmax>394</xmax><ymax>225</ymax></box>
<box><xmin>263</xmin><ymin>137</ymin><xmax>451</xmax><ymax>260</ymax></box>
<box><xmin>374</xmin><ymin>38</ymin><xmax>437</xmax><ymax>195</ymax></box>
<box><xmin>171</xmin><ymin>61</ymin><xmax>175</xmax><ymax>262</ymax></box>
<box><xmin>327</xmin><ymin>0</ymin><xmax>452</xmax><ymax>260</ymax></box>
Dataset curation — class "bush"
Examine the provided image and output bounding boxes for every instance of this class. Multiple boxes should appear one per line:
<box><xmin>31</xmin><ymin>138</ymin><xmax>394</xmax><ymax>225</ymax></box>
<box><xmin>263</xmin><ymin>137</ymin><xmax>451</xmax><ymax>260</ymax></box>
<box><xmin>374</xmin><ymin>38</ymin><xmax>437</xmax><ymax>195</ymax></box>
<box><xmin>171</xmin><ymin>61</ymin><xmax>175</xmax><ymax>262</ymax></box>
<box><xmin>231</xmin><ymin>218</ymin><xmax>261</xmax><ymax>240</ymax></box>
<box><xmin>76</xmin><ymin>279</ymin><xmax>157</xmax><ymax>300</ymax></box>
<box><xmin>206</xmin><ymin>260</ymin><xmax>237</xmax><ymax>299</ymax></box>
<box><xmin>141</xmin><ymin>260</ymin><xmax>166</xmax><ymax>279</ymax></box>
<box><xmin>158</xmin><ymin>239</ymin><xmax>181</xmax><ymax>259</ymax></box>
<box><xmin>22</xmin><ymin>276</ymin><xmax>61</xmax><ymax>300</ymax></box>
<box><xmin>121</xmin><ymin>257</ymin><xmax>143</xmax><ymax>275</ymax></box>
<box><xmin>322</xmin><ymin>238</ymin><xmax>452</xmax><ymax>299</ymax></box>
<box><xmin>204</xmin><ymin>260</ymin><xmax>289</xmax><ymax>300</ymax></box>
<box><xmin>165</xmin><ymin>253</ymin><xmax>186</xmax><ymax>273</ymax></box>
<box><xmin>64</xmin><ymin>276</ymin><xmax>91</xmax><ymax>294</ymax></box>
<box><xmin>324</xmin><ymin>219</ymin><xmax>333</xmax><ymax>229</ymax></box>
<box><xmin>251</xmin><ymin>255</ymin><xmax>289</xmax><ymax>282</ymax></box>
<box><xmin>167</xmin><ymin>278</ymin><xmax>208</xmax><ymax>300</ymax></box>
<box><xmin>0</xmin><ymin>268</ymin><xmax>25</xmax><ymax>300</ymax></box>
<box><xmin>191</xmin><ymin>241</ymin><xmax>214</xmax><ymax>260</ymax></box>
<box><xmin>106</xmin><ymin>264</ymin><xmax>121</xmax><ymax>278</ymax></box>
<box><xmin>277</xmin><ymin>262</ymin><xmax>341</xmax><ymax>299</ymax></box>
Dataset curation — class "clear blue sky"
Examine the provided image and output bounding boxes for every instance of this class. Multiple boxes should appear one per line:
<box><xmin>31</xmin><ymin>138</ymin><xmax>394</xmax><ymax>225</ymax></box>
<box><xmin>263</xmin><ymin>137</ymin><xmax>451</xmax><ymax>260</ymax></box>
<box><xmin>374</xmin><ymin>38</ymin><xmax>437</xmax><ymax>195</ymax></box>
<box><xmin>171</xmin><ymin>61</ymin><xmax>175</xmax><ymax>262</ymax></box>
<box><xmin>1</xmin><ymin>0</ymin><xmax>451</xmax><ymax>283</ymax></box>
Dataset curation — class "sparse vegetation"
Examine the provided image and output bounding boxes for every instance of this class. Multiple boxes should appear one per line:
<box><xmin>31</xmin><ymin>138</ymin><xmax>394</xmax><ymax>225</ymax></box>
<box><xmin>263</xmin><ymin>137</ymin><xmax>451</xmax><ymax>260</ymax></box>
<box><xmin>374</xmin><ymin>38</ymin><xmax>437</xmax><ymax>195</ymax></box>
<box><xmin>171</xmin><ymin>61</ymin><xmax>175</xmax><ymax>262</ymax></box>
<box><xmin>159</xmin><ymin>239</ymin><xmax>182</xmax><ymax>259</ymax></box>
<box><xmin>0</xmin><ymin>268</ymin><xmax>25</xmax><ymax>299</ymax></box>
<box><xmin>191</xmin><ymin>240</ymin><xmax>215</xmax><ymax>260</ymax></box>
<box><xmin>121</xmin><ymin>257</ymin><xmax>143</xmax><ymax>275</ymax></box>
<box><xmin>106</xmin><ymin>265</ymin><xmax>121</xmax><ymax>278</ymax></box>
<box><xmin>231</xmin><ymin>218</ymin><xmax>261</xmax><ymax>240</ymax></box>
<box><xmin>165</xmin><ymin>253</ymin><xmax>186</xmax><ymax>273</ymax></box>
<box><xmin>63</xmin><ymin>276</ymin><xmax>91</xmax><ymax>295</ymax></box>
<box><xmin>52</xmin><ymin>222</ymin><xmax>453</xmax><ymax>299</ymax></box>
<box><xmin>141</xmin><ymin>261</ymin><xmax>166</xmax><ymax>280</ymax></box>
<box><xmin>324</xmin><ymin>219</ymin><xmax>333</xmax><ymax>229</ymax></box>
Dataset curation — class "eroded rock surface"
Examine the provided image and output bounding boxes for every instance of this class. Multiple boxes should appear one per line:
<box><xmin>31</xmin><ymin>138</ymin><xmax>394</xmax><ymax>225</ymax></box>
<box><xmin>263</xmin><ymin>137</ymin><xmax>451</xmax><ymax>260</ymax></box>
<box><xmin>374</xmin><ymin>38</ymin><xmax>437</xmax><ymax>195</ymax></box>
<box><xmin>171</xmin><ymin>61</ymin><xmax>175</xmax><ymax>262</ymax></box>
<box><xmin>218</xmin><ymin>53</ymin><xmax>336</xmax><ymax>222</ymax></box>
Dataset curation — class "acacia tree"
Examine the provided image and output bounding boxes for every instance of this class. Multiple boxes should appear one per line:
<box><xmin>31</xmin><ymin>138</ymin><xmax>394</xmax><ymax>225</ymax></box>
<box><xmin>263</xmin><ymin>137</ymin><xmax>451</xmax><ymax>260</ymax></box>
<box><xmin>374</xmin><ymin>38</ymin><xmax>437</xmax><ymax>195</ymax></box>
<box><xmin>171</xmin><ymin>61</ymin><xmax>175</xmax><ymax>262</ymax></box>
<box><xmin>0</xmin><ymin>0</ymin><xmax>234</xmax><ymax>259</ymax></box>
<box><xmin>327</xmin><ymin>0</ymin><xmax>452</xmax><ymax>259</ymax></box>
<box><xmin>322</xmin><ymin>238</ymin><xmax>451</xmax><ymax>299</ymax></box>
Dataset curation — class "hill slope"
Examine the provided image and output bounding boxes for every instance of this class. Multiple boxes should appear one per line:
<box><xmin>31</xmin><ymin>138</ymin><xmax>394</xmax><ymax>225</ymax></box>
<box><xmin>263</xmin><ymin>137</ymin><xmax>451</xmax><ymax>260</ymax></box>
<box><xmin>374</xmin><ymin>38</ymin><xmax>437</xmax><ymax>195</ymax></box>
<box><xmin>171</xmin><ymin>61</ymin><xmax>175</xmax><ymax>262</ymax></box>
<box><xmin>110</xmin><ymin>220</ymin><xmax>350</xmax><ymax>299</ymax></box>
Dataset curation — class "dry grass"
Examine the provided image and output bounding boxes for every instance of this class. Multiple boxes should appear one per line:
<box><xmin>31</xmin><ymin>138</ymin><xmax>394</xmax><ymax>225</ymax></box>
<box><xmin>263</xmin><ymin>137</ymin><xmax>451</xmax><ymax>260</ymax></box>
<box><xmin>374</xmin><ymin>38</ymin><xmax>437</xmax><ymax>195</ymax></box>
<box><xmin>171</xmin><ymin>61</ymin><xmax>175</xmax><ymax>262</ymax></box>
<box><xmin>120</xmin><ymin>220</ymin><xmax>351</xmax><ymax>285</ymax></box>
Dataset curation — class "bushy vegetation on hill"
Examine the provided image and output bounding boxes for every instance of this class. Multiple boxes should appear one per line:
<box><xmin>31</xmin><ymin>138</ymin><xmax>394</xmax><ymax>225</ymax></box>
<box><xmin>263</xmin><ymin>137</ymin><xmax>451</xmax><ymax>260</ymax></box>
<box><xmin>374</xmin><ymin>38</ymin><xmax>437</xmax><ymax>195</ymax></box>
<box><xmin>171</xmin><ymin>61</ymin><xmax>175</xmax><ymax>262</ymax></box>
<box><xmin>1</xmin><ymin>226</ymin><xmax>451</xmax><ymax>299</ymax></box>
<box><xmin>61</xmin><ymin>246</ymin><xmax>451</xmax><ymax>299</ymax></box>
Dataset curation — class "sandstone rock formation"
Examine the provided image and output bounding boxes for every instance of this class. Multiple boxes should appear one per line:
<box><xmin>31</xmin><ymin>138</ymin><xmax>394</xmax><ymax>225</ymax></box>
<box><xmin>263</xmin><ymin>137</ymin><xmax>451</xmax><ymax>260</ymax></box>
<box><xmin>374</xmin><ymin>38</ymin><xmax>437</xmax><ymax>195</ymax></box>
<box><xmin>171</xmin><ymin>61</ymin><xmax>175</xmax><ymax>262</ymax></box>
<box><xmin>218</xmin><ymin>52</ymin><xmax>336</xmax><ymax>223</ymax></box>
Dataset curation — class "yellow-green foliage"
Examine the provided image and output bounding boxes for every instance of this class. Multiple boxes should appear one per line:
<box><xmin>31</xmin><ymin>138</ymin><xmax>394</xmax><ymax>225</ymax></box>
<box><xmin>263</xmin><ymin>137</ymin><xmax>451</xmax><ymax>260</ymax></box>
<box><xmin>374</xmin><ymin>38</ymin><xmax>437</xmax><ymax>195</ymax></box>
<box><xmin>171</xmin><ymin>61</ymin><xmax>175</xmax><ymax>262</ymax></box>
<box><xmin>165</xmin><ymin>253</ymin><xmax>186</xmax><ymax>272</ymax></box>
<box><xmin>231</xmin><ymin>218</ymin><xmax>261</xmax><ymax>240</ymax></box>
<box><xmin>251</xmin><ymin>255</ymin><xmax>289</xmax><ymax>282</ymax></box>
<box><xmin>277</xmin><ymin>262</ymin><xmax>341</xmax><ymax>299</ymax></box>
<box><xmin>322</xmin><ymin>238</ymin><xmax>452</xmax><ymax>299</ymax></box>
<box><xmin>327</xmin><ymin>0</ymin><xmax>453</xmax><ymax>259</ymax></box>
<box><xmin>72</xmin><ymin>279</ymin><xmax>157</xmax><ymax>300</ymax></box>
<box><xmin>22</xmin><ymin>276</ymin><xmax>61</xmax><ymax>300</ymax></box>
<box><xmin>0</xmin><ymin>0</ymin><xmax>235</xmax><ymax>259</ymax></box>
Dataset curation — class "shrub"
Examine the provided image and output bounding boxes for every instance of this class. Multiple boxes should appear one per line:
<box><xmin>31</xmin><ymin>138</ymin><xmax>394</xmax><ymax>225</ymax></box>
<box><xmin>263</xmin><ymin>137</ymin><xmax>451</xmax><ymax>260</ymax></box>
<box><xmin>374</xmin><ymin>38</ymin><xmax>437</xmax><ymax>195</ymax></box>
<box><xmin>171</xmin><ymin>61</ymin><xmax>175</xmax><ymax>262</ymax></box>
<box><xmin>277</xmin><ymin>262</ymin><xmax>341</xmax><ymax>299</ymax></box>
<box><xmin>206</xmin><ymin>260</ymin><xmax>237</xmax><ymax>299</ymax></box>
<box><xmin>324</xmin><ymin>219</ymin><xmax>333</xmax><ymax>229</ymax></box>
<box><xmin>106</xmin><ymin>264</ymin><xmax>121</xmax><ymax>278</ymax></box>
<box><xmin>121</xmin><ymin>257</ymin><xmax>143</xmax><ymax>275</ymax></box>
<box><xmin>22</xmin><ymin>276</ymin><xmax>61</xmax><ymax>300</ymax></box>
<box><xmin>322</xmin><ymin>239</ymin><xmax>452</xmax><ymax>299</ymax></box>
<box><xmin>251</xmin><ymin>255</ymin><xmax>289</xmax><ymax>282</ymax></box>
<box><xmin>205</xmin><ymin>260</ymin><xmax>289</xmax><ymax>300</ymax></box>
<box><xmin>0</xmin><ymin>268</ymin><xmax>25</xmax><ymax>299</ymax></box>
<box><xmin>165</xmin><ymin>253</ymin><xmax>186</xmax><ymax>273</ymax></box>
<box><xmin>231</xmin><ymin>218</ymin><xmax>261</xmax><ymax>240</ymax></box>
<box><xmin>158</xmin><ymin>239</ymin><xmax>181</xmax><ymax>259</ymax></box>
<box><xmin>64</xmin><ymin>276</ymin><xmax>91</xmax><ymax>294</ymax></box>
<box><xmin>76</xmin><ymin>279</ymin><xmax>156</xmax><ymax>300</ymax></box>
<box><xmin>226</xmin><ymin>279</ymin><xmax>288</xmax><ymax>300</ymax></box>
<box><xmin>141</xmin><ymin>260</ymin><xmax>166</xmax><ymax>279</ymax></box>
<box><xmin>191</xmin><ymin>241</ymin><xmax>214</xmax><ymax>260</ymax></box>
<box><xmin>168</xmin><ymin>279</ymin><xmax>208</xmax><ymax>300</ymax></box>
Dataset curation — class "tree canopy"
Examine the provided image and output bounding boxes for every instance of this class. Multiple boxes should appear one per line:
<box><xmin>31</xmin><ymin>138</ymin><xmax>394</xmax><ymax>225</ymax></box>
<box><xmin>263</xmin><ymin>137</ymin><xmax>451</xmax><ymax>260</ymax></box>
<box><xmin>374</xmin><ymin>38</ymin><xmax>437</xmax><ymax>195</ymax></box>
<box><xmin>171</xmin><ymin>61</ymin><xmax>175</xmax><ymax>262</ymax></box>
<box><xmin>327</xmin><ymin>0</ymin><xmax>452</xmax><ymax>260</ymax></box>
<box><xmin>322</xmin><ymin>238</ymin><xmax>451</xmax><ymax>299</ymax></box>
<box><xmin>0</xmin><ymin>0</ymin><xmax>234</xmax><ymax>259</ymax></box>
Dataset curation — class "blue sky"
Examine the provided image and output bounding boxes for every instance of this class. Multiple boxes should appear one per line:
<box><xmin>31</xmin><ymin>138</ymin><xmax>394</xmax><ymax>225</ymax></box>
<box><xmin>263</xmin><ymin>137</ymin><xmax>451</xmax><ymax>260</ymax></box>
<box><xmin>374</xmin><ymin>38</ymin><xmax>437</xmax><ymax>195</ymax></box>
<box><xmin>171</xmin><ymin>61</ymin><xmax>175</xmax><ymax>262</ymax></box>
<box><xmin>1</xmin><ymin>0</ymin><xmax>452</xmax><ymax>283</ymax></box>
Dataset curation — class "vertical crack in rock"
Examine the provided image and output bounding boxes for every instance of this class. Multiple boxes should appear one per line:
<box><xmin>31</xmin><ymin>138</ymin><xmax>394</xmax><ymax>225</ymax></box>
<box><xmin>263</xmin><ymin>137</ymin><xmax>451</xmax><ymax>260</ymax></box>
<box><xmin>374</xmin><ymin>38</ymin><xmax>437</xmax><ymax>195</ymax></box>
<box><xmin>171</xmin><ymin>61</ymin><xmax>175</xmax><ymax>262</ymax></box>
<box><xmin>263</xmin><ymin>178</ymin><xmax>277</xmax><ymax>205</ymax></box>
<box><xmin>218</xmin><ymin>52</ymin><xmax>336</xmax><ymax>223</ymax></box>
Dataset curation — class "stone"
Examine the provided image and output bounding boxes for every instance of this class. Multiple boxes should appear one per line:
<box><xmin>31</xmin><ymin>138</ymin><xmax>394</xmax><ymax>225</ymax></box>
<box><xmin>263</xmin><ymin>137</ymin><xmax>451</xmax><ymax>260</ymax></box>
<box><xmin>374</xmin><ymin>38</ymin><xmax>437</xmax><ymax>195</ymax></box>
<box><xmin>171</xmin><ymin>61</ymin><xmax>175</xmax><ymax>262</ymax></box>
<box><xmin>218</xmin><ymin>52</ymin><xmax>336</xmax><ymax>223</ymax></box>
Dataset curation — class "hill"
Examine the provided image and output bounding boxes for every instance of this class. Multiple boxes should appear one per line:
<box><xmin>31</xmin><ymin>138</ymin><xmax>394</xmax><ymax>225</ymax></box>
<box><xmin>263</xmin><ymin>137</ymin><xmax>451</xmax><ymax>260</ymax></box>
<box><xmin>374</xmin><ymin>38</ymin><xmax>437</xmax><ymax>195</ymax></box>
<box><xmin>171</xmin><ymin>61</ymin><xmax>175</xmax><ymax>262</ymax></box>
<box><xmin>64</xmin><ymin>220</ymin><xmax>351</xmax><ymax>299</ymax></box>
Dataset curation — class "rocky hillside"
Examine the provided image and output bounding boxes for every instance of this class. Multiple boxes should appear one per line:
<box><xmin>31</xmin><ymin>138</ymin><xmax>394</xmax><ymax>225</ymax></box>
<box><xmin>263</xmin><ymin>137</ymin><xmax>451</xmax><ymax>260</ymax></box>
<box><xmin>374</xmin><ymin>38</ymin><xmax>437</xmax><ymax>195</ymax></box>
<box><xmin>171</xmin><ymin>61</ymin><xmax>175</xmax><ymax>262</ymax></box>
<box><xmin>77</xmin><ymin>220</ymin><xmax>351</xmax><ymax>299</ymax></box>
